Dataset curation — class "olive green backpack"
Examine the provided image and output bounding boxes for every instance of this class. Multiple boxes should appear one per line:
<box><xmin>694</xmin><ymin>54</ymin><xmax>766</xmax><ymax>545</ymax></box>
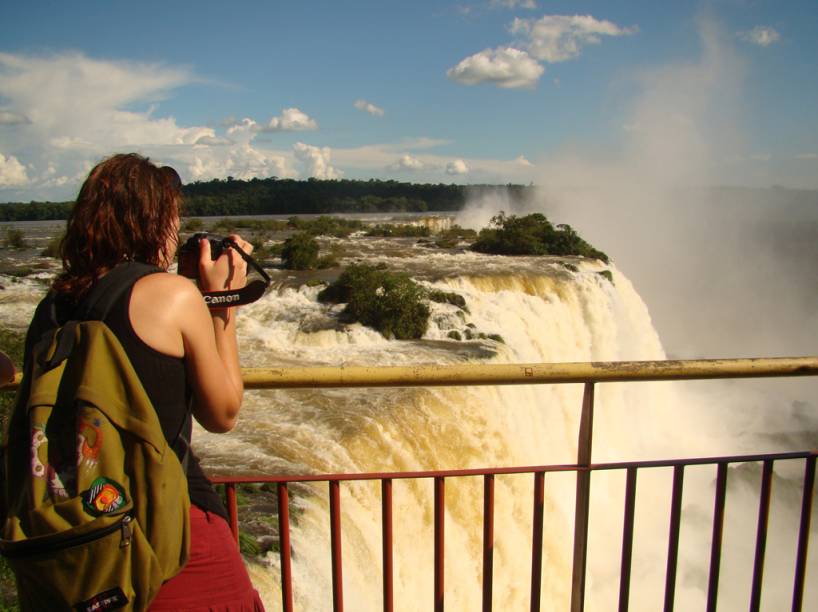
<box><xmin>0</xmin><ymin>264</ymin><xmax>191</xmax><ymax>611</ymax></box>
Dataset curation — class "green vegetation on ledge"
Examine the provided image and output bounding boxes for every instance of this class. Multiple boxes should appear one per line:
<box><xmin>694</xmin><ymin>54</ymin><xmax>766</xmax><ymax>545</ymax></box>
<box><xmin>318</xmin><ymin>264</ymin><xmax>430</xmax><ymax>339</ymax></box>
<box><xmin>470</xmin><ymin>212</ymin><xmax>609</xmax><ymax>263</ymax></box>
<box><xmin>317</xmin><ymin>264</ymin><xmax>472</xmax><ymax>339</ymax></box>
<box><xmin>281</xmin><ymin>232</ymin><xmax>320</xmax><ymax>270</ymax></box>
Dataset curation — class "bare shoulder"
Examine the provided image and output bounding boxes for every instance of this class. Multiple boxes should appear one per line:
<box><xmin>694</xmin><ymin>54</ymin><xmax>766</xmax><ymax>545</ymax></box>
<box><xmin>129</xmin><ymin>272</ymin><xmax>205</xmax><ymax>357</ymax></box>
<box><xmin>133</xmin><ymin>272</ymin><xmax>201</xmax><ymax>306</ymax></box>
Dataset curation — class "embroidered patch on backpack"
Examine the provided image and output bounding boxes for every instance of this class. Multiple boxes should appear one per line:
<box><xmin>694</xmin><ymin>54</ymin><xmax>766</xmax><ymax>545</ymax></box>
<box><xmin>77</xmin><ymin>418</ymin><xmax>104</xmax><ymax>469</ymax></box>
<box><xmin>73</xmin><ymin>586</ymin><xmax>129</xmax><ymax>611</ymax></box>
<box><xmin>30</xmin><ymin>426</ymin><xmax>47</xmax><ymax>479</ymax></box>
<box><xmin>82</xmin><ymin>477</ymin><xmax>127</xmax><ymax>516</ymax></box>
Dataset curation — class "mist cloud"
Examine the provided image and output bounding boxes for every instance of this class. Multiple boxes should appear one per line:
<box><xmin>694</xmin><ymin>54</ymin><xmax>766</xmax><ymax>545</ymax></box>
<box><xmin>461</xmin><ymin>18</ymin><xmax>818</xmax><ymax>364</ymax></box>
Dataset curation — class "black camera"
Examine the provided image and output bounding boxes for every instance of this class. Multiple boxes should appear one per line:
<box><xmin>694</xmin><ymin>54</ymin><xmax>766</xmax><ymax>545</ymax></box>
<box><xmin>176</xmin><ymin>232</ymin><xmax>271</xmax><ymax>309</ymax></box>
<box><xmin>177</xmin><ymin>232</ymin><xmax>234</xmax><ymax>280</ymax></box>
<box><xmin>178</xmin><ymin>232</ymin><xmax>232</xmax><ymax>261</ymax></box>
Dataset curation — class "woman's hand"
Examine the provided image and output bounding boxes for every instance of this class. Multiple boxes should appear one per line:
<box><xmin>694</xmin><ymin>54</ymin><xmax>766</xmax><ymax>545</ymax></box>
<box><xmin>197</xmin><ymin>234</ymin><xmax>253</xmax><ymax>294</ymax></box>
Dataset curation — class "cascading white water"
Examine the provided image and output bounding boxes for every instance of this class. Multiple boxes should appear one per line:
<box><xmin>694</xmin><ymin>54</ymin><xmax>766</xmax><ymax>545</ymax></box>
<box><xmin>188</xmin><ymin>256</ymin><xmax>815</xmax><ymax>611</ymax></box>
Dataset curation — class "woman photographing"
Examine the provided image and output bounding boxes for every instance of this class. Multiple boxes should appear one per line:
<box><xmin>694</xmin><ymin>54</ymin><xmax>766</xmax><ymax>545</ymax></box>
<box><xmin>17</xmin><ymin>153</ymin><xmax>263</xmax><ymax>610</ymax></box>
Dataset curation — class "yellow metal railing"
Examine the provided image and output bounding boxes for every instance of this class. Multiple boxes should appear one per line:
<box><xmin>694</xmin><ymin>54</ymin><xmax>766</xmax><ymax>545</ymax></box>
<box><xmin>240</xmin><ymin>356</ymin><xmax>818</xmax><ymax>388</ymax></box>
<box><xmin>4</xmin><ymin>356</ymin><xmax>818</xmax><ymax>392</ymax></box>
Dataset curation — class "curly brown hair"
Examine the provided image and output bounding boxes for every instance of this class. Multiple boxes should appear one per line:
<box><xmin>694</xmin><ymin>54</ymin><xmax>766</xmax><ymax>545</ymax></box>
<box><xmin>53</xmin><ymin>153</ymin><xmax>182</xmax><ymax>296</ymax></box>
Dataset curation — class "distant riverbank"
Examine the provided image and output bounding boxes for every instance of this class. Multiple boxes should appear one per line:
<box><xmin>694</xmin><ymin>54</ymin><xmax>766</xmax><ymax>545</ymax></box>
<box><xmin>0</xmin><ymin>177</ymin><xmax>534</xmax><ymax>221</ymax></box>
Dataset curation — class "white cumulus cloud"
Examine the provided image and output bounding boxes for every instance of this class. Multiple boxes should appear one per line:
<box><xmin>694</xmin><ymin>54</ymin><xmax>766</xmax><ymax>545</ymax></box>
<box><xmin>0</xmin><ymin>51</ymin><xmax>196</xmax><ymax>144</ymax></box>
<box><xmin>187</xmin><ymin>145</ymin><xmax>296</xmax><ymax>181</ymax></box>
<box><xmin>193</xmin><ymin>134</ymin><xmax>232</xmax><ymax>147</ymax></box>
<box><xmin>447</xmin><ymin>47</ymin><xmax>544</xmax><ymax>88</ymax></box>
<box><xmin>510</xmin><ymin>14</ymin><xmax>638</xmax><ymax>63</ymax></box>
<box><xmin>446</xmin><ymin>159</ymin><xmax>470</xmax><ymax>175</ymax></box>
<box><xmin>0</xmin><ymin>153</ymin><xmax>29</xmax><ymax>186</ymax></box>
<box><xmin>738</xmin><ymin>26</ymin><xmax>780</xmax><ymax>47</ymax></box>
<box><xmin>293</xmin><ymin>142</ymin><xmax>343</xmax><ymax>179</ymax></box>
<box><xmin>389</xmin><ymin>154</ymin><xmax>424</xmax><ymax>171</ymax></box>
<box><xmin>261</xmin><ymin>108</ymin><xmax>318</xmax><ymax>132</ymax></box>
<box><xmin>354</xmin><ymin>99</ymin><xmax>385</xmax><ymax>117</ymax></box>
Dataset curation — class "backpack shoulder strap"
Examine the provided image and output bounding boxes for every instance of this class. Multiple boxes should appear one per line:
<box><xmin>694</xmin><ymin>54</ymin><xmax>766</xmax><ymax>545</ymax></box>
<box><xmin>32</xmin><ymin>263</ymin><xmax>161</xmax><ymax>372</ymax></box>
<box><xmin>80</xmin><ymin>262</ymin><xmax>191</xmax><ymax>465</ymax></box>
<box><xmin>77</xmin><ymin>262</ymin><xmax>162</xmax><ymax>321</ymax></box>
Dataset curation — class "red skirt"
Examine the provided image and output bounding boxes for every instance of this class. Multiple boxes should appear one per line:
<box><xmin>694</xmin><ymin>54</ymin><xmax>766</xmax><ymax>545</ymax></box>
<box><xmin>149</xmin><ymin>505</ymin><xmax>264</xmax><ymax>611</ymax></box>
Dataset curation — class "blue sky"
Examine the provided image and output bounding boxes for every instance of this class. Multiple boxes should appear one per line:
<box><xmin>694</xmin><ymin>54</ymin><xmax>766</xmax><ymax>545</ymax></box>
<box><xmin>0</xmin><ymin>0</ymin><xmax>816</xmax><ymax>200</ymax></box>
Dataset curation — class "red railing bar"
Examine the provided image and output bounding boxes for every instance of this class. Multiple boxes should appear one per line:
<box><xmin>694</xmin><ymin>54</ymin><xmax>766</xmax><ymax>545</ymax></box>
<box><xmin>278</xmin><ymin>482</ymin><xmax>294</xmax><ymax>612</ymax></box>
<box><xmin>226</xmin><ymin>482</ymin><xmax>239</xmax><ymax>542</ymax></box>
<box><xmin>434</xmin><ymin>476</ymin><xmax>445</xmax><ymax>612</ymax></box>
<box><xmin>792</xmin><ymin>455</ymin><xmax>816</xmax><ymax>612</ymax></box>
<box><xmin>664</xmin><ymin>465</ymin><xmax>685</xmax><ymax>612</ymax></box>
<box><xmin>210</xmin><ymin>451</ymin><xmax>817</xmax><ymax>486</ymax></box>
<box><xmin>530</xmin><ymin>471</ymin><xmax>545</xmax><ymax>612</ymax></box>
<box><xmin>482</xmin><ymin>474</ymin><xmax>495</xmax><ymax>612</ymax></box>
<box><xmin>706</xmin><ymin>463</ymin><xmax>728</xmax><ymax>612</ymax></box>
<box><xmin>382</xmin><ymin>479</ymin><xmax>393</xmax><ymax>612</ymax></box>
<box><xmin>749</xmin><ymin>459</ymin><xmax>774</xmax><ymax>612</ymax></box>
<box><xmin>618</xmin><ymin>467</ymin><xmax>637</xmax><ymax>612</ymax></box>
<box><xmin>330</xmin><ymin>480</ymin><xmax>344</xmax><ymax>612</ymax></box>
<box><xmin>571</xmin><ymin>382</ymin><xmax>595</xmax><ymax>612</ymax></box>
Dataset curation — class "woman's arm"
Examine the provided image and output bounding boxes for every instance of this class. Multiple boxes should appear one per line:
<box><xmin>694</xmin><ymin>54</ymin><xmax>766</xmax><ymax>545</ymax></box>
<box><xmin>130</xmin><ymin>234</ymin><xmax>252</xmax><ymax>432</ymax></box>
<box><xmin>186</xmin><ymin>235</ymin><xmax>251</xmax><ymax>431</ymax></box>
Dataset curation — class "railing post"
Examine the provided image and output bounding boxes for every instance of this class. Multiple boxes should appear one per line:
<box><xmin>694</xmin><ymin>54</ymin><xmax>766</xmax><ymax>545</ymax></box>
<box><xmin>278</xmin><ymin>482</ymin><xmax>294</xmax><ymax>612</ymax></box>
<box><xmin>434</xmin><ymin>476</ymin><xmax>445</xmax><ymax>612</ymax></box>
<box><xmin>749</xmin><ymin>460</ymin><xmax>773</xmax><ymax>612</ymax></box>
<box><xmin>618</xmin><ymin>467</ymin><xmax>638</xmax><ymax>612</ymax></box>
<box><xmin>330</xmin><ymin>480</ymin><xmax>344</xmax><ymax>612</ymax></box>
<box><xmin>664</xmin><ymin>466</ymin><xmax>685</xmax><ymax>612</ymax></box>
<box><xmin>571</xmin><ymin>382</ymin><xmax>595</xmax><ymax>612</ymax></box>
<box><xmin>225</xmin><ymin>482</ymin><xmax>239</xmax><ymax>542</ymax></box>
<box><xmin>792</xmin><ymin>455</ymin><xmax>816</xmax><ymax>612</ymax></box>
<box><xmin>706</xmin><ymin>463</ymin><xmax>728</xmax><ymax>612</ymax></box>
<box><xmin>382</xmin><ymin>479</ymin><xmax>394</xmax><ymax>612</ymax></box>
<box><xmin>531</xmin><ymin>471</ymin><xmax>545</xmax><ymax>612</ymax></box>
<box><xmin>483</xmin><ymin>474</ymin><xmax>495</xmax><ymax>612</ymax></box>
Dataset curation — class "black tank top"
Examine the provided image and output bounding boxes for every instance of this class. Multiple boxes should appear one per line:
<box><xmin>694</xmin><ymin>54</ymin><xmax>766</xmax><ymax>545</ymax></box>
<box><xmin>49</xmin><ymin>274</ymin><xmax>229</xmax><ymax>521</ymax></box>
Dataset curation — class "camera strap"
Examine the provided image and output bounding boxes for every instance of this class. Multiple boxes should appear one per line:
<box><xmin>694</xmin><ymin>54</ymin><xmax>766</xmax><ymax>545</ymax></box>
<box><xmin>200</xmin><ymin>239</ymin><xmax>272</xmax><ymax>309</ymax></box>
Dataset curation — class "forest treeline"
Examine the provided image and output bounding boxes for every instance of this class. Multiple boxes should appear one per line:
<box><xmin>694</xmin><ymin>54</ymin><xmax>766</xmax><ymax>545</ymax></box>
<box><xmin>0</xmin><ymin>177</ymin><xmax>535</xmax><ymax>221</ymax></box>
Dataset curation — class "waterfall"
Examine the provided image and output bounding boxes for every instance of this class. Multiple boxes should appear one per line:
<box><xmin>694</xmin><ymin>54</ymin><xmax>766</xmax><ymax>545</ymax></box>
<box><xmin>2</xmin><ymin>251</ymin><xmax>812</xmax><ymax>610</ymax></box>
<box><xmin>190</xmin><ymin>260</ymin><xmax>815</xmax><ymax>611</ymax></box>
